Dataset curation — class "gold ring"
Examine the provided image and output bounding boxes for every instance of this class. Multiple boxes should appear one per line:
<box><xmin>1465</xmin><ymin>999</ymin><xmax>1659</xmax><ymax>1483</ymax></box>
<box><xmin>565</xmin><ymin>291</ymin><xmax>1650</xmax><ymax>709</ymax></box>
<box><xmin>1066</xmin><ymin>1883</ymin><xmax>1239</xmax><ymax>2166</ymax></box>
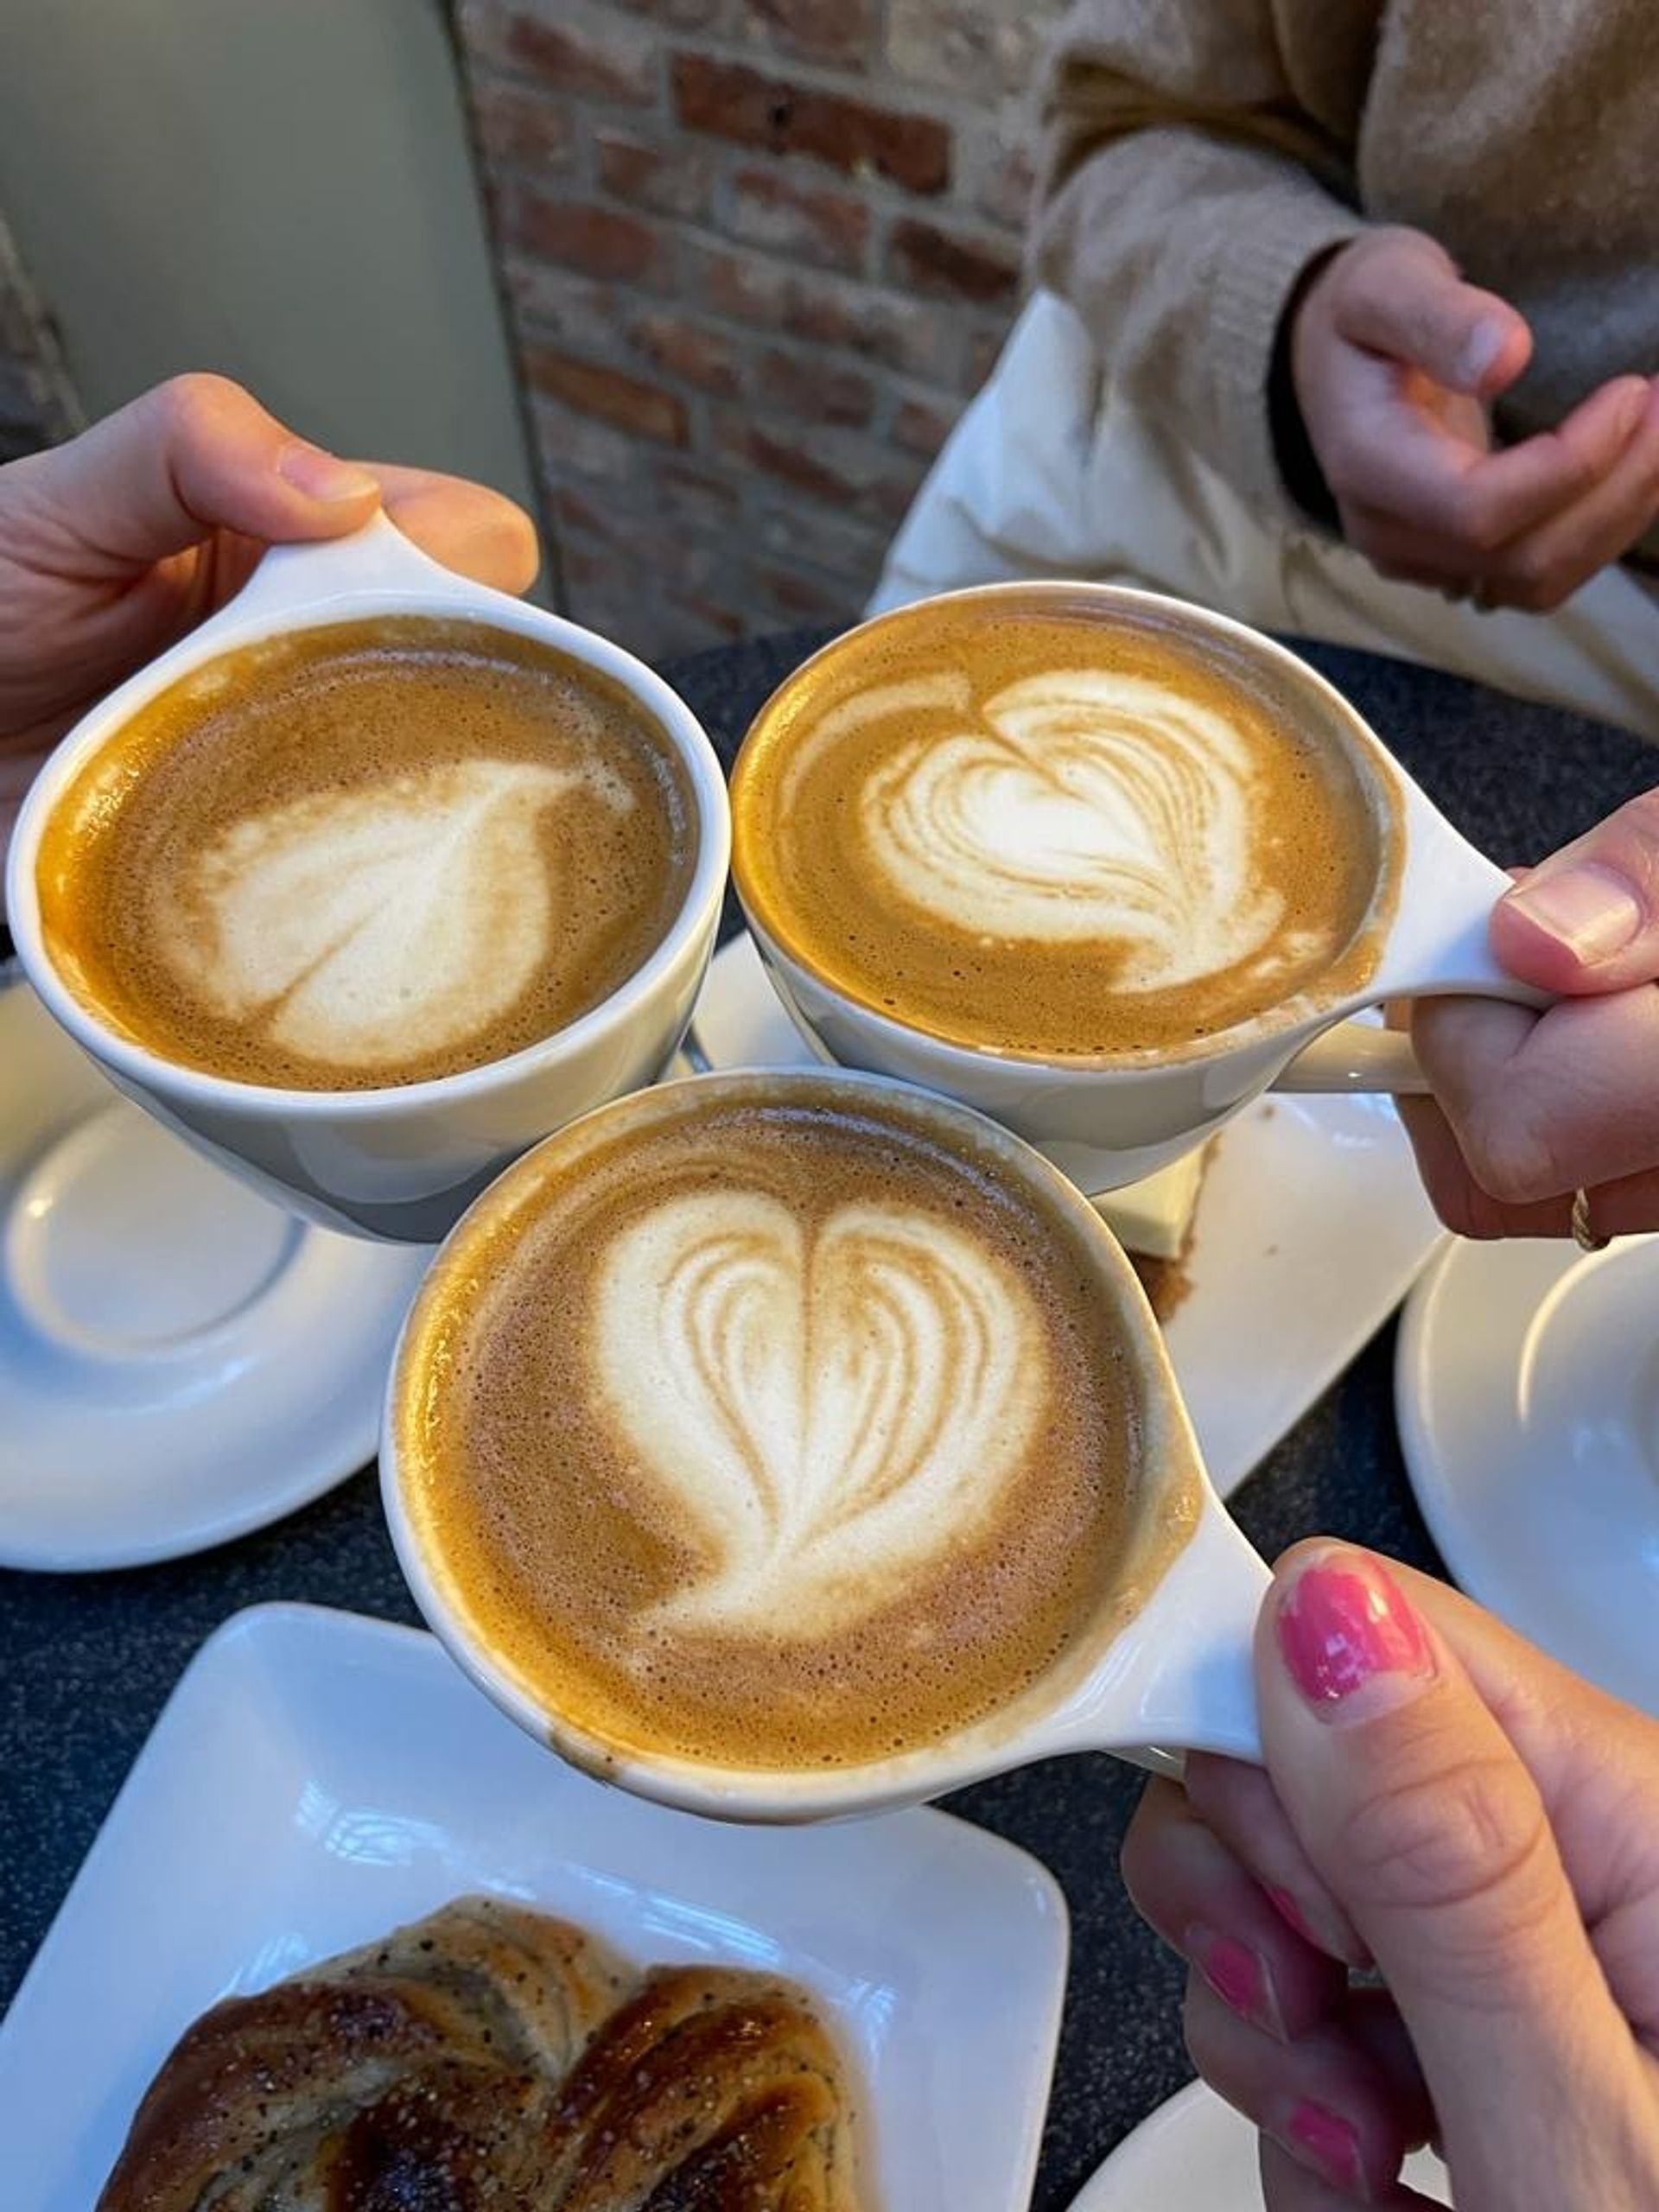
<box><xmin>1571</xmin><ymin>1188</ymin><xmax>1611</xmax><ymax>1252</ymax></box>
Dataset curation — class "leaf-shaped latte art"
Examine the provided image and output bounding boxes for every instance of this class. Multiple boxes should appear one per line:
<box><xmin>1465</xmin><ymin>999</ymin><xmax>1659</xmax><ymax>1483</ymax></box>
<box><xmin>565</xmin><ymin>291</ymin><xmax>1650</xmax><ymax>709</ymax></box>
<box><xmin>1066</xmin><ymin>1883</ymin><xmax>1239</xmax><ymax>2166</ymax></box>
<box><xmin>861</xmin><ymin>669</ymin><xmax>1287</xmax><ymax>990</ymax></box>
<box><xmin>157</xmin><ymin>760</ymin><xmax>624</xmax><ymax>1067</ymax></box>
<box><xmin>595</xmin><ymin>1192</ymin><xmax>1046</xmax><ymax>1637</ymax></box>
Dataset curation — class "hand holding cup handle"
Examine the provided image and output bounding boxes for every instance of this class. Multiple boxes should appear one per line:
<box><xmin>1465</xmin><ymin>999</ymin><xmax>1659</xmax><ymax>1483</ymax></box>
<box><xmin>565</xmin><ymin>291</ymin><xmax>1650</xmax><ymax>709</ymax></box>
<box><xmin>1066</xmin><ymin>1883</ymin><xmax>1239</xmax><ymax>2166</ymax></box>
<box><xmin>1274</xmin><ymin>778</ymin><xmax>1551</xmax><ymax>1099</ymax></box>
<box><xmin>1123</xmin><ymin>1547</ymin><xmax>1659</xmax><ymax>2206</ymax></box>
<box><xmin>5</xmin><ymin>515</ymin><xmax>733</xmax><ymax>1241</ymax></box>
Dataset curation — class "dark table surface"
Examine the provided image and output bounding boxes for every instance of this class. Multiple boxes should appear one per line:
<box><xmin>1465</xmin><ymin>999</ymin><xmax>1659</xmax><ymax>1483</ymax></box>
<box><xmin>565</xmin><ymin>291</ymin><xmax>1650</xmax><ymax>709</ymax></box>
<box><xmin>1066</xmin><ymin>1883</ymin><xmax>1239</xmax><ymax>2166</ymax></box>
<box><xmin>3</xmin><ymin>626</ymin><xmax>1654</xmax><ymax>2209</ymax></box>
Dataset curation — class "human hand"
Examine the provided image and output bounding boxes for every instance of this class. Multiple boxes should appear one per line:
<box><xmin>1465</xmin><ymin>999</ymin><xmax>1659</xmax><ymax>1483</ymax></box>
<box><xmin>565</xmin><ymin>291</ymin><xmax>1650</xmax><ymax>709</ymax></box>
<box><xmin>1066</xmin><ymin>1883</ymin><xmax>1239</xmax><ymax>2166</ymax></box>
<box><xmin>1402</xmin><ymin>791</ymin><xmax>1659</xmax><ymax>1238</ymax></box>
<box><xmin>0</xmin><ymin>372</ymin><xmax>538</xmax><ymax>870</ymax></box>
<box><xmin>1122</xmin><ymin>1542</ymin><xmax>1659</xmax><ymax>2207</ymax></box>
<box><xmin>1290</xmin><ymin>226</ymin><xmax>1659</xmax><ymax>611</ymax></box>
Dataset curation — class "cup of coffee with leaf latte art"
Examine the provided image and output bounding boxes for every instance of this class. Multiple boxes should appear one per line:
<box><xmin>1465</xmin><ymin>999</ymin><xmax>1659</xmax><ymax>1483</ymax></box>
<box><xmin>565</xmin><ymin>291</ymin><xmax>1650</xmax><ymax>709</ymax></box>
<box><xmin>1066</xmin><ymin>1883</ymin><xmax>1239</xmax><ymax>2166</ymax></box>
<box><xmin>7</xmin><ymin>516</ymin><xmax>730</xmax><ymax>1240</ymax></box>
<box><xmin>730</xmin><ymin>583</ymin><xmax>1541</xmax><ymax>1189</ymax></box>
<box><xmin>382</xmin><ymin>1067</ymin><xmax>1273</xmax><ymax>1824</ymax></box>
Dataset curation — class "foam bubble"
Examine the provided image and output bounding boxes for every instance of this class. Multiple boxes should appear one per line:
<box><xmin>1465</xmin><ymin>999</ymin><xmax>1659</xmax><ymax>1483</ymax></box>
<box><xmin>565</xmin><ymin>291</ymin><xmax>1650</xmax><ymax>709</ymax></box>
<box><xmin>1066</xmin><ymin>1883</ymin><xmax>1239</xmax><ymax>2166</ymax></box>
<box><xmin>593</xmin><ymin>1189</ymin><xmax>1046</xmax><ymax>1638</ymax></box>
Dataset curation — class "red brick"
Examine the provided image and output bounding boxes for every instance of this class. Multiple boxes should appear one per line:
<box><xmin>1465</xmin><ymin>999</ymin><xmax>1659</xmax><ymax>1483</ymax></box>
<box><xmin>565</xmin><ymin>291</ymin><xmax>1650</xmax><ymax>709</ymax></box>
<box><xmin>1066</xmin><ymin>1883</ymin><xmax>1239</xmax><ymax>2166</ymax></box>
<box><xmin>525</xmin><ymin>346</ymin><xmax>690</xmax><ymax>446</ymax></box>
<box><xmin>650</xmin><ymin>456</ymin><xmax>744</xmax><ymax>534</ymax></box>
<box><xmin>886</xmin><ymin>0</ymin><xmax>1068</xmax><ymax>99</ymax></box>
<box><xmin>563</xmin><ymin>575</ymin><xmax>662</xmax><ymax>660</ymax></box>
<box><xmin>559</xmin><ymin>498</ymin><xmax>730</xmax><ymax>605</ymax></box>
<box><xmin>960</xmin><ymin>315</ymin><xmax>1014</xmax><ymax>392</ymax></box>
<box><xmin>887</xmin><ymin>216</ymin><xmax>1020</xmax><ymax>305</ymax></box>
<box><xmin>532</xmin><ymin>397</ymin><xmax>642</xmax><ymax>486</ymax></box>
<box><xmin>756</xmin><ymin>563</ymin><xmax>863</xmax><ymax>624</ymax></box>
<box><xmin>494</xmin><ymin>186</ymin><xmax>674</xmax><ymax>286</ymax></box>
<box><xmin>460</xmin><ymin>0</ymin><xmax>658</xmax><ymax>105</ymax></box>
<box><xmin>673</xmin><ymin>54</ymin><xmax>950</xmax><ymax>194</ymax></box>
<box><xmin>611</xmin><ymin>0</ymin><xmax>724</xmax><ymax>26</ymax></box>
<box><xmin>893</xmin><ymin>389</ymin><xmax>960</xmax><ymax>457</ymax></box>
<box><xmin>682</xmin><ymin>239</ymin><xmax>961</xmax><ymax>383</ymax></box>
<box><xmin>629</xmin><ymin>307</ymin><xmax>745</xmax><ymax>396</ymax></box>
<box><xmin>467</xmin><ymin>73</ymin><xmax>576</xmax><ymax>172</ymax></box>
<box><xmin>754</xmin><ymin>343</ymin><xmax>874</xmax><ymax>427</ymax></box>
<box><xmin>723</xmin><ymin>165</ymin><xmax>870</xmax><ymax>276</ymax></box>
<box><xmin>738</xmin><ymin>0</ymin><xmax>878</xmax><ymax>70</ymax></box>
<box><xmin>753</xmin><ymin>499</ymin><xmax>890</xmax><ymax>583</ymax></box>
<box><xmin>594</xmin><ymin>129</ymin><xmax>717</xmax><ymax>220</ymax></box>
<box><xmin>500</xmin><ymin>262</ymin><xmax>619</xmax><ymax>356</ymax></box>
<box><xmin>658</xmin><ymin>590</ymin><xmax>751</xmax><ymax>653</ymax></box>
<box><xmin>715</xmin><ymin>410</ymin><xmax>923</xmax><ymax>526</ymax></box>
<box><xmin>975</xmin><ymin>141</ymin><xmax>1037</xmax><ymax>233</ymax></box>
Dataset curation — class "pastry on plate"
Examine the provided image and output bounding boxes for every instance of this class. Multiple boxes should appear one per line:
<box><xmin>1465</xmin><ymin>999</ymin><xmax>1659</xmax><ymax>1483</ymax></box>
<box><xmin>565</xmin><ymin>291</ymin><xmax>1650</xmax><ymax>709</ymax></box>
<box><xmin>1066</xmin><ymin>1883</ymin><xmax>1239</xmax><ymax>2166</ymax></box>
<box><xmin>97</xmin><ymin>1894</ymin><xmax>865</xmax><ymax>2209</ymax></box>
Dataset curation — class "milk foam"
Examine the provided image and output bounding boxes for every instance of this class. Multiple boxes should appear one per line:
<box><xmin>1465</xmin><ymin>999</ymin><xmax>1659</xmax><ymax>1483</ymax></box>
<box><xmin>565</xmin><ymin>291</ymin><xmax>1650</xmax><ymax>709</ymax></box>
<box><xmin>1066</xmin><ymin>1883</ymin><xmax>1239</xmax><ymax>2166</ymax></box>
<box><xmin>594</xmin><ymin>1189</ymin><xmax>1046</xmax><ymax>1638</ymax></box>
<box><xmin>860</xmin><ymin>668</ymin><xmax>1287</xmax><ymax>990</ymax></box>
<box><xmin>156</xmin><ymin>759</ymin><xmax>629</xmax><ymax>1070</ymax></box>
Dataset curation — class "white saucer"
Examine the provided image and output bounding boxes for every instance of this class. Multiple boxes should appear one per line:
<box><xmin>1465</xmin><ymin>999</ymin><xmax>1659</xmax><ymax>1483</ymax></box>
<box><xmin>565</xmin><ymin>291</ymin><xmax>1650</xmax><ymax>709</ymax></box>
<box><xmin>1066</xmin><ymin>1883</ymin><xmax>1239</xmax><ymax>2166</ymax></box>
<box><xmin>0</xmin><ymin>1604</ymin><xmax>1068</xmax><ymax>2210</ymax></box>
<box><xmin>0</xmin><ymin>975</ymin><xmax>432</xmax><ymax>1571</ymax></box>
<box><xmin>1070</xmin><ymin>2079</ymin><xmax>1448</xmax><ymax>2208</ymax></box>
<box><xmin>691</xmin><ymin>935</ymin><xmax>1445</xmax><ymax>1498</ymax></box>
<box><xmin>1396</xmin><ymin>1234</ymin><xmax>1659</xmax><ymax>1716</ymax></box>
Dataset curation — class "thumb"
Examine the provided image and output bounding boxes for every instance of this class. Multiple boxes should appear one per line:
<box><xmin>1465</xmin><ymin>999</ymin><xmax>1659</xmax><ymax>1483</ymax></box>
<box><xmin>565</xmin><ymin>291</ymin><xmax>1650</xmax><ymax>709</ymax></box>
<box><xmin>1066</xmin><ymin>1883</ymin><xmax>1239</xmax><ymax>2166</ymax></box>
<box><xmin>1257</xmin><ymin>1543</ymin><xmax>1647</xmax><ymax>2204</ymax></box>
<box><xmin>19</xmin><ymin>372</ymin><xmax>380</xmax><ymax>572</ymax></box>
<box><xmin>1333</xmin><ymin>231</ymin><xmax>1530</xmax><ymax>398</ymax></box>
<box><xmin>1491</xmin><ymin>789</ymin><xmax>1659</xmax><ymax>993</ymax></box>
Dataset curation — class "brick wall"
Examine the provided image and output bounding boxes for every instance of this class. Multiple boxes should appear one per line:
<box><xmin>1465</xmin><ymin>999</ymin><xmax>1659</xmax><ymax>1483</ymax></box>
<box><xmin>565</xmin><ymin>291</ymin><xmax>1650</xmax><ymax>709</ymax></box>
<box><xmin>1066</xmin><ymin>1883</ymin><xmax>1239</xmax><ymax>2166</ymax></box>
<box><xmin>0</xmin><ymin>214</ymin><xmax>79</xmax><ymax>464</ymax></box>
<box><xmin>454</xmin><ymin>0</ymin><xmax>1067</xmax><ymax>660</ymax></box>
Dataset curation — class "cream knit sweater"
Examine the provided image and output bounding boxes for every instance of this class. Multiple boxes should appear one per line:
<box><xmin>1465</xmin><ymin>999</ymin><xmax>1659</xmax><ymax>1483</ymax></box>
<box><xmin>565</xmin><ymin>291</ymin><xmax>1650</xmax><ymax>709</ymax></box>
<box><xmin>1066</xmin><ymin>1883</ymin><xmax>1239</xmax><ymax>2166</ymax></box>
<box><xmin>1034</xmin><ymin>1</ymin><xmax>1659</xmax><ymax>535</ymax></box>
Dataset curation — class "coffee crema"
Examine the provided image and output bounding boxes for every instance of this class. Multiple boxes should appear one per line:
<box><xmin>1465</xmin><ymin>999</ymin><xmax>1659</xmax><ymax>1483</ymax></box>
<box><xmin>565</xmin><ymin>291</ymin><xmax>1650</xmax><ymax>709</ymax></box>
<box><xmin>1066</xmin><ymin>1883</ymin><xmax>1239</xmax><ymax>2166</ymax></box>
<box><xmin>36</xmin><ymin>615</ymin><xmax>697</xmax><ymax>1090</ymax></box>
<box><xmin>394</xmin><ymin>1077</ymin><xmax>1197</xmax><ymax>1774</ymax></box>
<box><xmin>732</xmin><ymin>592</ymin><xmax>1396</xmax><ymax>1059</ymax></box>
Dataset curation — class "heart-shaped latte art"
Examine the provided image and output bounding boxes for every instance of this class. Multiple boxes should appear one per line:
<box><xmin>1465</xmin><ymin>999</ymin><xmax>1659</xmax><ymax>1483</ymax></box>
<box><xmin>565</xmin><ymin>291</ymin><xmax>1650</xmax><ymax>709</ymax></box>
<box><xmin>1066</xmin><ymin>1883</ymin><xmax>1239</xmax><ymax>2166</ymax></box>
<box><xmin>157</xmin><ymin>759</ymin><xmax>626</xmax><ymax>1067</ymax></box>
<box><xmin>861</xmin><ymin>669</ymin><xmax>1287</xmax><ymax>991</ymax></box>
<box><xmin>594</xmin><ymin>1192</ymin><xmax>1046</xmax><ymax>1638</ymax></box>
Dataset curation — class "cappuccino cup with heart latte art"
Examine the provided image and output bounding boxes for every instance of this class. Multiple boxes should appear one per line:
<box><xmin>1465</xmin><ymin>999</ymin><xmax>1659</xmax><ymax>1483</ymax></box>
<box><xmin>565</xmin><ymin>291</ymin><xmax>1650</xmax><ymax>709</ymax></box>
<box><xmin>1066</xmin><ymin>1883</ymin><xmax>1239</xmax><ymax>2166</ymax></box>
<box><xmin>730</xmin><ymin>585</ymin><xmax>1537</xmax><ymax>1186</ymax></box>
<box><xmin>382</xmin><ymin>1067</ymin><xmax>1274</xmax><ymax>1823</ymax></box>
<box><xmin>8</xmin><ymin>516</ymin><xmax>730</xmax><ymax>1240</ymax></box>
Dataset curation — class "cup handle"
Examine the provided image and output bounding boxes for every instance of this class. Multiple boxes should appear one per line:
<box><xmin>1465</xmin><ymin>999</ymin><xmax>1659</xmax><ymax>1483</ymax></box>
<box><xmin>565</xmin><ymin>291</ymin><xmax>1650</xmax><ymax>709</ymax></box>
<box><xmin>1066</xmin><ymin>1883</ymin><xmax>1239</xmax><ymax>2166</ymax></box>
<box><xmin>1273</xmin><ymin>1021</ymin><xmax>1428</xmax><ymax>1096</ymax></box>
<box><xmin>211</xmin><ymin>510</ymin><xmax>480</xmax><ymax>626</ymax></box>
<box><xmin>1024</xmin><ymin>1501</ymin><xmax>1270</xmax><ymax>1770</ymax></box>
<box><xmin>1370</xmin><ymin>786</ymin><xmax>1549</xmax><ymax>1010</ymax></box>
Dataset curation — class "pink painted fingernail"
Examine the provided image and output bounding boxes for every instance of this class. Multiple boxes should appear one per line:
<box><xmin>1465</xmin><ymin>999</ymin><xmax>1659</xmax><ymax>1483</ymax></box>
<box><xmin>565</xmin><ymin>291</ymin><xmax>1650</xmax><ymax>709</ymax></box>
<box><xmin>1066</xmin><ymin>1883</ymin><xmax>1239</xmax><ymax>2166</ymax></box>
<box><xmin>1276</xmin><ymin>1554</ymin><xmax>1434</xmax><ymax>1715</ymax></box>
<box><xmin>1185</xmin><ymin>1925</ymin><xmax>1284</xmax><ymax>2037</ymax></box>
<box><xmin>1286</xmin><ymin>2100</ymin><xmax>1368</xmax><ymax>2194</ymax></box>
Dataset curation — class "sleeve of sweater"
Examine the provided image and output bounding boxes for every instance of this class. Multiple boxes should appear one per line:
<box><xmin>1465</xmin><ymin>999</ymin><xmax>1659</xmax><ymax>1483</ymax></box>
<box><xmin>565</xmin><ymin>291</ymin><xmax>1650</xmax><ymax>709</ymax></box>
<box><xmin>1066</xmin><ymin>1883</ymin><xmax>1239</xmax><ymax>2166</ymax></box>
<box><xmin>1033</xmin><ymin>0</ymin><xmax>1370</xmax><ymax>524</ymax></box>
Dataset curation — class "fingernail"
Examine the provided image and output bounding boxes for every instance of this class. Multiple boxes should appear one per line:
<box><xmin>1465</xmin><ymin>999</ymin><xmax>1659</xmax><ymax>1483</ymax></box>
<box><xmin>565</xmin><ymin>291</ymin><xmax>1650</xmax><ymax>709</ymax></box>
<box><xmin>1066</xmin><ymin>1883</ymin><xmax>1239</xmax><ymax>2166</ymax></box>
<box><xmin>1503</xmin><ymin>864</ymin><xmax>1644</xmax><ymax>963</ymax></box>
<box><xmin>1616</xmin><ymin>381</ymin><xmax>1650</xmax><ymax>441</ymax></box>
<box><xmin>1185</xmin><ymin>1925</ymin><xmax>1285</xmax><ymax>2038</ymax></box>
<box><xmin>1276</xmin><ymin>1554</ymin><xmax>1434</xmax><ymax>1715</ymax></box>
<box><xmin>1459</xmin><ymin>318</ymin><xmax>1505</xmax><ymax>387</ymax></box>
<box><xmin>1285</xmin><ymin>2100</ymin><xmax>1369</xmax><ymax>2196</ymax></box>
<box><xmin>276</xmin><ymin>440</ymin><xmax>379</xmax><ymax>504</ymax></box>
<box><xmin>1265</xmin><ymin>1885</ymin><xmax>1318</xmax><ymax>1945</ymax></box>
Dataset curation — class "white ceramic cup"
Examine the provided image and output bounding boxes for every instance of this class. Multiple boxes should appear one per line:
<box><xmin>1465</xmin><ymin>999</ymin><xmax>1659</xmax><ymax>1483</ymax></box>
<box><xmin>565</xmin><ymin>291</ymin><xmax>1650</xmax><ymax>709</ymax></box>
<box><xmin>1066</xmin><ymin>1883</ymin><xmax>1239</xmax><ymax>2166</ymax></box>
<box><xmin>5</xmin><ymin>515</ymin><xmax>732</xmax><ymax>1242</ymax></box>
<box><xmin>380</xmin><ymin>1065</ymin><xmax>1270</xmax><ymax>1826</ymax></box>
<box><xmin>731</xmin><ymin>583</ymin><xmax>1542</xmax><ymax>1191</ymax></box>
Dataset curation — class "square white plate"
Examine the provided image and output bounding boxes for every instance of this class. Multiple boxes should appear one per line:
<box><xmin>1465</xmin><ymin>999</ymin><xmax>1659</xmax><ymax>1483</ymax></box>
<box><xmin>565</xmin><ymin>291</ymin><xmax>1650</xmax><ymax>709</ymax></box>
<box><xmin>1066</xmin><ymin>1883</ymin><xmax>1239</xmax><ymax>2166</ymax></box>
<box><xmin>0</xmin><ymin>1603</ymin><xmax>1068</xmax><ymax>2212</ymax></box>
<box><xmin>690</xmin><ymin>934</ymin><xmax>1446</xmax><ymax>1499</ymax></box>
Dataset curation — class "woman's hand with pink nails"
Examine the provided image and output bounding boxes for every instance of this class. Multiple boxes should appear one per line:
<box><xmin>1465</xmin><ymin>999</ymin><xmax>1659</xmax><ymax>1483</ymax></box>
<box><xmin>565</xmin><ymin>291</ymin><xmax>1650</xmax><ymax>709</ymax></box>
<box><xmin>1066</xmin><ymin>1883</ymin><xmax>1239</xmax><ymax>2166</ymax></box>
<box><xmin>1122</xmin><ymin>1544</ymin><xmax>1659</xmax><ymax>2207</ymax></box>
